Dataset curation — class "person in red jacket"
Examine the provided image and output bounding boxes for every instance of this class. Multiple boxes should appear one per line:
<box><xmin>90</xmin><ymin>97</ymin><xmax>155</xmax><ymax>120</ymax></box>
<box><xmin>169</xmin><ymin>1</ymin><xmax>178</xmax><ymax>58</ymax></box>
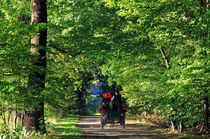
<box><xmin>100</xmin><ymin>92</ymin><xmax>112</xmax><ymax>114</ymax></box>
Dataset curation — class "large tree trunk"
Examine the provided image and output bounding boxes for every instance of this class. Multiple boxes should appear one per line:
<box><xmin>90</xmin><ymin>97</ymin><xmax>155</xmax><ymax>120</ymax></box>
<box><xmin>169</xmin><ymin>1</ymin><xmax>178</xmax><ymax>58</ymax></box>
<box><xmin>203</xmin><ymin>96</ymin><xmax>209</xmax><ymax>133</ymax></box>
<box><xmin>200</xmin><ymin>0</ymin><xmax>209</xmax><ymax>133</ymax></box>
<box><xmin>23</xmin><ymin>0</ymin><xmax>47</xmax><ymax>132</ymax></box>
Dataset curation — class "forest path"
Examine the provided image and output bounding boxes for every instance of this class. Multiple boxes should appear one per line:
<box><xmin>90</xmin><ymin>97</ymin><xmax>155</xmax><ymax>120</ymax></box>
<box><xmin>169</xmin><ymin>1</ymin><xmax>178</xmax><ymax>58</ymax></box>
<box><xmin>77</xmin><ymin>115</ymin><xmax>178</xmax><ymax>139</ymax></box>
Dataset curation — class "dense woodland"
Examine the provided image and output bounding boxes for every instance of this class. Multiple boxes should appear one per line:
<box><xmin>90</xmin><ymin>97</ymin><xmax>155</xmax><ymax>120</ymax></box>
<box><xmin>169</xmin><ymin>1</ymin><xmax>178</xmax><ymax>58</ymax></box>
<box><xmin>0</xmin><ymin>0</ymin><xmax>209</xmax><ymax>137</ymax></box>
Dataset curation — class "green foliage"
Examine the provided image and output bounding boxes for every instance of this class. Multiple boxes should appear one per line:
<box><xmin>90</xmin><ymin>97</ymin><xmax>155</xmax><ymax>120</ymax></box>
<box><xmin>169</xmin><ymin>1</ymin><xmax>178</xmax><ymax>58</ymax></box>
<box><xmin>99</xmin><ymin>0</ymin><xmax>209</xmax><ymax>132</ymax></box>
<box><xmin>86</xmin><ymin>95</ymin><xmax>102</xmax><ymax>114</ymax></box>
<box><xmin>0</xmin><ymin>0</ymin><xmax>209</xmax><ymax>134</ymax></box>
<box><xmin>0</xmin><ymin>126</ymin><xmax>45</xmax><ymax>139</ymax></box>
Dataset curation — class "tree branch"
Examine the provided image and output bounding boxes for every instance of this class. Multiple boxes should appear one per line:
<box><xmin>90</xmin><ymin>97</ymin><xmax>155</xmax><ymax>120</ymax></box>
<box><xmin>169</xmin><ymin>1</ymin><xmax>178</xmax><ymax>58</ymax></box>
<box><xmin>48</xmin><ymin>45</ymin><xmax>67</xmax><ymax>53</ymax></box>
<box><xmin>159</xmin><ymin>48</ymin><xmax>170</xmax><ymax>69</ymax></box>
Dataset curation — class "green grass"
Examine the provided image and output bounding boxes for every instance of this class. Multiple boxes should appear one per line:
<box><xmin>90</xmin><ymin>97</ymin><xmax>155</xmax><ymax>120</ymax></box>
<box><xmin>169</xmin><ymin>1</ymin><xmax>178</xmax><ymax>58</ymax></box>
<box><xmin>91</xmin><ymin>112</ymin><xmax>101</xmax><ymax>116</ymax></box>
<box><xmin>47</xmin><ymin>114</ymin><xmax>82</xmax><ymax>139</ymax></box>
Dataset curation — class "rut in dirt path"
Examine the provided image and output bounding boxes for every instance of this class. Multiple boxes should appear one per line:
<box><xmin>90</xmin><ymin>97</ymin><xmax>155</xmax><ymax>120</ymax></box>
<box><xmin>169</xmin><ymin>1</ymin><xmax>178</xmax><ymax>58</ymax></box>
<box><xmin>76</xmin><ymin>115</ymin><xmax>177</xmax><ymax>139</ymax></box>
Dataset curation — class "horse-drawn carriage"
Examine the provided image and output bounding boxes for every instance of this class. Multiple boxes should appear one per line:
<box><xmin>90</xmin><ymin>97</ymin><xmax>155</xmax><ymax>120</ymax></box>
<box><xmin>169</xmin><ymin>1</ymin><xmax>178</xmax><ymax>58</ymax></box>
<box><xmin>99</xmin><ymin>92</ymin><xmax>127</xmax><ymax>129</ymax></box>
<box><xmin>100</xmin><ymin>105</ymin><xmax>126</xmax><ymax>129</ymax></box>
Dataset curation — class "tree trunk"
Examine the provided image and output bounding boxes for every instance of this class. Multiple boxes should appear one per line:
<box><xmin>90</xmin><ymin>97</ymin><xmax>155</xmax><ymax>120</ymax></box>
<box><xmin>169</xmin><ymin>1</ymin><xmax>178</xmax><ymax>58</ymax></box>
<box><xmin>7</xmin><ymin>110</ymin><xmax>10</xmax><ymax>128</ymax></box>
<box><xmin>77</xmin><ymin>90</ymin><xmax>86</xmax><ymax>115</ymax></box>
<box><xmin>171</xmin><ymin>121</ymin><xmax>175</xmax><ymax>131</ymax></box>
<box><xmin>1</xmin><ymin>113</ymin><xmax>7</xmax><ymax>127</ymax></box>
<box><xmin>200</xmin><ymin>0</ymin><xmax>209</xmax><ymax>133</ymax></box>
<box><xmin>23</xmin><ymin>0</ymin><xmax>47</xmax><ymax>132</ymax></box>
<box><xmin>203</xmin><ymin>97</ymin><xmax>209</xmax><ymax>133</ymax></box>
<box><xmin>13</xmin><ymin>109</ymin><xmax>17</xmax><ymax>130</ymax></box>
<box><xmin>21</xmin><ymin>111</ymin><xmax>25</xmax><ymax>127</ymax></box>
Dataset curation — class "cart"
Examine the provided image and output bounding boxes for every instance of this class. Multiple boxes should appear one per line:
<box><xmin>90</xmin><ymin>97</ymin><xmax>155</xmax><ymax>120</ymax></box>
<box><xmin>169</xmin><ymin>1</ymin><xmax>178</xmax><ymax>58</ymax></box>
<box><xmin>100</xmin><ymin>106</ymin><xmax>125</xmax><ymax>129</ymax></box>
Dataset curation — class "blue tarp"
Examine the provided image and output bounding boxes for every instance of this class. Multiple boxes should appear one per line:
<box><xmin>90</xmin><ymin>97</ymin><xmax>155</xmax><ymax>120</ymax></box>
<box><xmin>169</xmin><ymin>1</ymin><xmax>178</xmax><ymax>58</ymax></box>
<box><xmin>91</xmin><ymin>82</ymin><xmax>109</xmax><ymax>95</ymax></box>
<box><xmin>91</xmin><ymin>86</ymin><xmax>103</xmax><ymax>95</ymax></box>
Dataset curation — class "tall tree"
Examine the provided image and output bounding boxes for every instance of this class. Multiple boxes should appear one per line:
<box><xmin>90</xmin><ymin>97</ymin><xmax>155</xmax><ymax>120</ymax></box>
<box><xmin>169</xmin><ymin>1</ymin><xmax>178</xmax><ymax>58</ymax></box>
<box><xmin>23</xmin><ymin>0</ymin><xmax>47</xmax><ymax>131</ymax></box>
<box><xmin>100</xmin><ymin>0</ymin><xmax>209</xmax><ymax>132</ymax></box>
<box><xmin>200</xmin><ymin>0</ymin><xmax>209</xmax><ymax>133</ymax></box>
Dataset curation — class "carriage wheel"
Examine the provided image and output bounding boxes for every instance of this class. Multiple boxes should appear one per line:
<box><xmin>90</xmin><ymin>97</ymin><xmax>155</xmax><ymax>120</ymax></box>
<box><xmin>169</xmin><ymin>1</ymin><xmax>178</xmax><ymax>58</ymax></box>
<box><xmin>101</xmin><ymin>116</ymin><xmax>106</xmax><ymax>130</ymax></box>
<box><xmin>121</xmin><ymin>113</ymin><xmax>125</xmax><ymax>129</ymax></box>
<box><xmin>122</xmin><ymin>119</ymin><xmax>125</xmax><ymax>129</ymax></box>
<box><xmin>121</xmin><ymin>118</ymin><xmax>125</xmax><ymax>128</ymax></box>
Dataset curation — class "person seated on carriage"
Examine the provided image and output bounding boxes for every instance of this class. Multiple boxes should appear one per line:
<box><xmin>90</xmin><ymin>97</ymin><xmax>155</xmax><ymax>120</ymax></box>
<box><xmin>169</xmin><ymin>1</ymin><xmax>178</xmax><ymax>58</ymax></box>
<box><xmin>110</xmin><ymin>90</ymin><xmax>128</xmax><ymax>112</ymax></box>
<box><xmin>99</xmin><ymin>92</ymin><xmax>112</xmax><ymax>114</ymax></box>
<box><xmin>110</xmin><ymin>90</ymin><xmax>123</xmax><ymax>111</ymax></box>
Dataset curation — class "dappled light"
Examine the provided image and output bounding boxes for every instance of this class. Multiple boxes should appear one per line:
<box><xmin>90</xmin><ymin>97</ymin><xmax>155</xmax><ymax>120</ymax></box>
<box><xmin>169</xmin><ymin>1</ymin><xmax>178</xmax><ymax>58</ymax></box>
<box><xmin>0</xmin><ymin>0</ymin><xmax>209</xmax><ymax>138</ymax></box>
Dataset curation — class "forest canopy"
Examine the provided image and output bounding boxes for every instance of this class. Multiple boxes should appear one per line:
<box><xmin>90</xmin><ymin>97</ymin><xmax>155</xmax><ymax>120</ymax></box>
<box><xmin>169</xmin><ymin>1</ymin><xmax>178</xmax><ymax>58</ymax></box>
<box><xmin>0</xmin><ymin>0</ymin><xmax>209</xmax><ymax>137</ymax></box>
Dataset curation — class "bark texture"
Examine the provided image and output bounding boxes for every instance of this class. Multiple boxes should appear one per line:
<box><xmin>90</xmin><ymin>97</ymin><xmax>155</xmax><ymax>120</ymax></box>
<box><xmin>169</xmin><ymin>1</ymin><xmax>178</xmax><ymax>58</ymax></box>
<box><xmin>23</xmin><ymin>0</ymin><xmax>47</xmax><ymax>132</ymax></box>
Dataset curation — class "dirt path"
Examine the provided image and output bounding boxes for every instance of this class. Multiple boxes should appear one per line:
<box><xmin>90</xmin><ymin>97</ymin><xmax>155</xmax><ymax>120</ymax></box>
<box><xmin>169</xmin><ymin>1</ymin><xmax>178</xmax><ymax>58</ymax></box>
<box><xmin>77</xmin><ymin>115</ymin><xmax>178</xmax><ymax>139</ymax></box>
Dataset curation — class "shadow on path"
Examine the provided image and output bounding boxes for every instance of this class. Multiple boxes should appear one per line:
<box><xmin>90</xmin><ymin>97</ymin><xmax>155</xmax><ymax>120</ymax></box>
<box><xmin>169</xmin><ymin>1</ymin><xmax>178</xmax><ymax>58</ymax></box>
<box><xmin>77</xmin><ymin>115</ymin><xmax>178</xmax><ymax>139</ymax></box>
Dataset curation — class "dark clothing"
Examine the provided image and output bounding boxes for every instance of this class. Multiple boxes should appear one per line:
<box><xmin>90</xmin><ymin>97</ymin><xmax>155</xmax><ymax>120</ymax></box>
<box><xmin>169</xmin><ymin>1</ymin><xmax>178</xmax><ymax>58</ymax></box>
<box><xmin>111</xmin><ymin>94</ymin><xmax>122</xmax><ymax>102</ymax></box>
<box><xmin>100</xmin><ymin>98</ymin><xmax>111</xmax><ymax>114</ymax></box>
<box><xmin>111</xmin><ymin>94</ymin><xmax>122</xmax><ymax>111</ymax></box>
<box><xmin>101</xmin><ymin>98</ymin><xmax>111</xmax><ymax>106</ymax></box>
